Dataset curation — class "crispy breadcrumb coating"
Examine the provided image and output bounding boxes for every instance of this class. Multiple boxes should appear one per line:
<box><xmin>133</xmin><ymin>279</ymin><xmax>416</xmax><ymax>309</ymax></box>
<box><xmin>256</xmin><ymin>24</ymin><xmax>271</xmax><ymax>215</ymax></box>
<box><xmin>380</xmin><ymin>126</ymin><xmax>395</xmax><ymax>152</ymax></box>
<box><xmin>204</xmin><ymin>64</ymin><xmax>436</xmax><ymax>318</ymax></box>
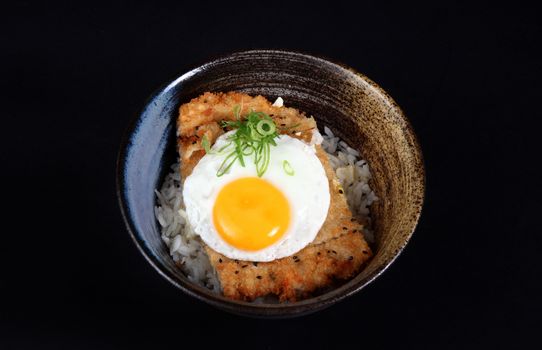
<box><xmin>177</xmin><ymin>92</ymin><xmax>372</xmax><ymax>301</ymax></box>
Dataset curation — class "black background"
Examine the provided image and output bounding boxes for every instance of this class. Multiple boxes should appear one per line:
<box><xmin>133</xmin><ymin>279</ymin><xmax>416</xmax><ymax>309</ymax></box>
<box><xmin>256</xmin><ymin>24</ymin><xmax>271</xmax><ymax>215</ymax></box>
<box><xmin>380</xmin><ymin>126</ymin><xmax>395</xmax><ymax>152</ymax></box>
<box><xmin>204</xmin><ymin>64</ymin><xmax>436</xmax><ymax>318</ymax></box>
<box><xmin>2</xmin><ymin>1</ymin><xmax>541</xmax><ymax>349</ymax></box>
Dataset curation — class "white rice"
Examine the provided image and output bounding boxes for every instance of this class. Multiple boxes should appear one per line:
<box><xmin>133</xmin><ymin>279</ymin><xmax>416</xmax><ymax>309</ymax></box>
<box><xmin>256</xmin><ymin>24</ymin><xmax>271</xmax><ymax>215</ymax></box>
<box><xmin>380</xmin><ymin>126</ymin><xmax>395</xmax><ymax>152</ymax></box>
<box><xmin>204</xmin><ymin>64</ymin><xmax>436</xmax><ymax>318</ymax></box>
<box><xmin>319</xmin><ymin>128</ymin><xmax>378</xmax><ymax>243</ymax></box>
<box><xmin>154</xmin><ymin>165</ymin><xmax>220</xmax><ymax>292</ymax></box>
<box><xmin>154</xmin><ymin>126</ymin><xmax>377</xmax><ymax>292</ymax></box>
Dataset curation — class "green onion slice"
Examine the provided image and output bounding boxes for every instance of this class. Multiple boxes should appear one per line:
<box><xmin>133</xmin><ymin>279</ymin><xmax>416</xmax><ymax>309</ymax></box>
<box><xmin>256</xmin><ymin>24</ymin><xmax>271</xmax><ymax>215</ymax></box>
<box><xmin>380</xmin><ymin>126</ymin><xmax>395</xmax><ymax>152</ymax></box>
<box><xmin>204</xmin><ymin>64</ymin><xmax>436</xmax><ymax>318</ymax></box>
<box><xmin>256</xmin><ymin>119</ymin><xmax>276</xmax><ymax>136</ymax></box>
<box><xmin>202</xmin><ymin>134</ymin><xmax>211</xmax><ymax>154</ymax></box>
<box><xmin>283</xmin><ymin>160</ymin><xmax>294</xmax><ymax>176</ymax></box>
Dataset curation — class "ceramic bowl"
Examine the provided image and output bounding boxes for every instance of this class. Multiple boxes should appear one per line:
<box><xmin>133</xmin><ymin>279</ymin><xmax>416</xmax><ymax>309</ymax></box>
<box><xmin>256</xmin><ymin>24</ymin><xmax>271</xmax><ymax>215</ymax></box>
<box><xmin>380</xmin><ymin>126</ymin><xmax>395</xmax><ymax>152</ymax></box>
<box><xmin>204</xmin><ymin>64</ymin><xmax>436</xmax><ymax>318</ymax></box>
<box><xmin>117</xmin><ymin>50</ymin><xmax>425</xmax><ymax>318</ymax></box>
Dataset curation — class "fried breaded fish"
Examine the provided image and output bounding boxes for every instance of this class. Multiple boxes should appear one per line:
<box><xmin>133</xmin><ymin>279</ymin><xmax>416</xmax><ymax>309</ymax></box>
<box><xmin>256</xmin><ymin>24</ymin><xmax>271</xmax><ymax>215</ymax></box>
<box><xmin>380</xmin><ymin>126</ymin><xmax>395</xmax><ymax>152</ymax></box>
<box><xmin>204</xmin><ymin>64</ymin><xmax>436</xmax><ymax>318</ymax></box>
<box><xmin>177</xmin><ymin>92</ymin><xmax>372</xmax><ymax>302</ymax></box>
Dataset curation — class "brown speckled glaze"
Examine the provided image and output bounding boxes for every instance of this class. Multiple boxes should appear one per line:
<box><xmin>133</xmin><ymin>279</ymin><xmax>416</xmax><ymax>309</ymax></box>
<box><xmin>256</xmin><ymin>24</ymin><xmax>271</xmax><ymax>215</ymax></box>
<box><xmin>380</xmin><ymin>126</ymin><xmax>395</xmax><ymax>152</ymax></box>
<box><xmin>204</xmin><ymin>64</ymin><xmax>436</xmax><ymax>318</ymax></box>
<box><xmin>117</xmin><ymin>50</ymin><xmax>425</xmax><ymax>318</ymax></box>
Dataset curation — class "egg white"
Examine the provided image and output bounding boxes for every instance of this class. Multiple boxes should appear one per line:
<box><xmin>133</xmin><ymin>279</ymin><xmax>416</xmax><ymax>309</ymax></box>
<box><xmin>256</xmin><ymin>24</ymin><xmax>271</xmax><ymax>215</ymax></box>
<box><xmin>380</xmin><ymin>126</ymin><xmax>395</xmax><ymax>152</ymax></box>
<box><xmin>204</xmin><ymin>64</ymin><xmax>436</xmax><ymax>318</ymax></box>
<box><xmin>183</xmin><ymin>131</ymin><xmax>330</xmax><ymax>262</ymax></box>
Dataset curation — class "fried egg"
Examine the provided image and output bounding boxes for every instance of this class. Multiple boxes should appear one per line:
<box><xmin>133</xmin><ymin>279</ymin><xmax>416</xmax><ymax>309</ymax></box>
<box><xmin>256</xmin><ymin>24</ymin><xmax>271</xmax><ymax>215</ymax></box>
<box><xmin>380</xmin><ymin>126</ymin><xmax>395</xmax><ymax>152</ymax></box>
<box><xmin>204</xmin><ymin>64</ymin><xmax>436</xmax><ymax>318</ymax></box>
<box><xmin>183</xmin><ymin>131</ymin><xmax>330</xmax><ymax>262</ymax></box>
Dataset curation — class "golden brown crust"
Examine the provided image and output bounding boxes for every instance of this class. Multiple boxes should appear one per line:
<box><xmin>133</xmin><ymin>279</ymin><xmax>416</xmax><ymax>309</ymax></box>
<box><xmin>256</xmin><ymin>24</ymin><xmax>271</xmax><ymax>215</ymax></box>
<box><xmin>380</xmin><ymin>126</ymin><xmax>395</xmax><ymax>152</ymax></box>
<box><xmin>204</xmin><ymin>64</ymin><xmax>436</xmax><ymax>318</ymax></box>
<box><xmin>177</xmin><ymin>92</ymin><xmax>372</xmax><ymax>302</ymax></box>
<box><xmin>205</xmin><ymin>231</ymin><xmax>371</xmax><ymax>302</ymax></box>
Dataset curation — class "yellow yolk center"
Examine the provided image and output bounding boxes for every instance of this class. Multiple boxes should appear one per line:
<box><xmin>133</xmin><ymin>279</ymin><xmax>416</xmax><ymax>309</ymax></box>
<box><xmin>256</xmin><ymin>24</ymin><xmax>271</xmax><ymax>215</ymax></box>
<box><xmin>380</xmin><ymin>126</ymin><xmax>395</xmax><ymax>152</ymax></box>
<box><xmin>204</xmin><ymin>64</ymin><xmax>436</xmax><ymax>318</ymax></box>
<box><xmin>213</xmin><ymin>177</ymin><xmax>291</xmax><ymax>251</ymax></box>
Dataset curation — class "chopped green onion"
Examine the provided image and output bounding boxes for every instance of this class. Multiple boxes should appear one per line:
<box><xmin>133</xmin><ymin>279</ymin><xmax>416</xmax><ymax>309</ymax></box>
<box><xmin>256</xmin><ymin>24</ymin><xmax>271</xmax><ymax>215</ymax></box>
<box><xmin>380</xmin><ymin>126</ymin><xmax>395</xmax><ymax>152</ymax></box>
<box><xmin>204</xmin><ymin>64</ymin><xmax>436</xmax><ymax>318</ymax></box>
<box><xmin>217</xmin><ymin>151</ymin><xmax>238</xmax><ymax>177</ymax></box>
<box><xmin>202</xmin><ymin>134</ymin><xmax>211</xmax><ymax>153</ymax></box>
<box><xmin>256</xmin><ymin>119</ymin><xmax>275</xmax><ymax>136</ymax></box>
<box><xmin>210</xmin><ymin>107</ymin><xmax>283</xmax><ymax>177</ymax></box>
<box><xmin>283</xmin><ymin>160</ymin><xmax>294</xmax><ymax>176</ymax></box>
<box><xmin>233</xmin><ymin>105</ymin><xmax>241</xmax><ymax>120</ymax></box>
<box><xmin>234</xmin><ymin>138</ymin><xmax>245</xmax><ymax>167</ymax></box>
<box><xmin>217</xmin><ymin>142</ymin><xmax>232</xmax><ymax>153</ymax></box>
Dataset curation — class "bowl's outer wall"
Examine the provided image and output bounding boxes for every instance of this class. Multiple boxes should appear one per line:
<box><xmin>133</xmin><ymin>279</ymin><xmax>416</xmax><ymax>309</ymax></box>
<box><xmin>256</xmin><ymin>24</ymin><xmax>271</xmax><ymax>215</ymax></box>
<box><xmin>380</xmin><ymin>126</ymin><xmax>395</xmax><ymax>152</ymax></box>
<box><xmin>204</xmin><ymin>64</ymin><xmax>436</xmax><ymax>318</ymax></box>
<box><xmin>118</xmin><ymin>50</ymin><xmax>425</xmax><ymax>317</ymax></box>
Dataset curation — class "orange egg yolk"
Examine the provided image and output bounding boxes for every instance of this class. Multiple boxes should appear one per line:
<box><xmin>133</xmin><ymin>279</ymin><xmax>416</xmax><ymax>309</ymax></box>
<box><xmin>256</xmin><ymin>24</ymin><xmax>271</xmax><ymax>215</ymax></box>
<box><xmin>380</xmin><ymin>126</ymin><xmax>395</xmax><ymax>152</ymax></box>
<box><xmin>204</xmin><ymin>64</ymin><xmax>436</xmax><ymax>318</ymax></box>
<box><xmin>213</xmin><ymin>177</ymin><xmax>291</xmax><ymax>251</ymax></box>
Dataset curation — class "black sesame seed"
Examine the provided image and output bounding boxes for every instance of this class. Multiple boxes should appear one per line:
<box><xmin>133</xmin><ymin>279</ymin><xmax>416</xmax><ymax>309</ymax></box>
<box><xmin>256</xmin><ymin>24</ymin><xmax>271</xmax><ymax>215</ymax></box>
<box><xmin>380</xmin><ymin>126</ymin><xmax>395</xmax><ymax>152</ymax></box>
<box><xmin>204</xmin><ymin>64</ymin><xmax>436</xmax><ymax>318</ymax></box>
<box><xmin>338</xmin><ymin>189</ymin><xmax>344</xmax><ymax>194</ymax></box>
<box><xmin>256</xmin><ymin>275</ymin><xmax>262</xmax><ymax>279</ymax></box>
<box><xmin>332</xmin><ymin>250</ymin><xmax>337</xmax><ymax>254</ymax></box>
<box><xmin>218</xmin><ymin>258</ymin><xmax>222</xmax><ymax>263</ymax></box>
<box><xmin>195</xmin><ymin>126</ymin><xmax>199</xmax><ymax>130</ymax></box>
<box><xmin>235</xmin><ymin>270</ymin><xmax>239</xmax><ymax>274</ymax></box>
<box><xmin>342</xmin><ymin>227</ymin><xmax>348</xmax><ymax>230</ymax></box>
<box><xmin>362</xmin><ymin>250</ymin><xmax>369</xmax><ymax>254</ymax></box>
<box><xmin>327</xmin><ymin>250</ymin><xmax>331</xmax><ymax>253</ymax></box>
<box><xmin>350</xmin><ymin>218</ymin><xmax>356</xmax><ymax>222</ymax></box>
<box><xmin>317</xmin><ymin>252</ymin><xmax>321</xmax><ymax>256</ymax></box>
<box><xmin>235</xmin><ymin>260</ymin><xmax>239</xmax><ymax>264</ymax></box>
<box><xmin>352</xmin><ymin>229</ymin><xmax>357</xmax><ymax>233</ymax></box>
<box><xmin>192</xmin><ymin>141</ymin><xmax>197</xmax><ymax>145</ymax></box>
<box><xmin>348</xmin><ymin>256</ymin><xmax>353</xmax><ymax>260</ymax></box>
<box><xmin>292</xmin><ymin>255</ymin><xmax>298</xmax><ymax>260</ymax></box>
<box><xmin>242</xmin><ymin>264</ymin><xmax>248</xmax><ymax>268</ymax></box>
<box><xmin>253</xmin><ymin>262</ymin><xmax>258</xmax><ymax>267</ymax></box>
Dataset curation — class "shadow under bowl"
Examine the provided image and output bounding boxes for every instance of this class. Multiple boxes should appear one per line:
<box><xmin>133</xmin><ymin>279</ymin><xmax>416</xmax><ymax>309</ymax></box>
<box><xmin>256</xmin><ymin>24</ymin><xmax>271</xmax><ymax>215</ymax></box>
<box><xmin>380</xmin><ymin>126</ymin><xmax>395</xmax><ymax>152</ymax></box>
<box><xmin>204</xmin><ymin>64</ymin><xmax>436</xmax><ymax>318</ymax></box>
<box><xmin>117</xmin><ymin>50</ymin><xmax>425</xmax><ymax>318</ymax></box>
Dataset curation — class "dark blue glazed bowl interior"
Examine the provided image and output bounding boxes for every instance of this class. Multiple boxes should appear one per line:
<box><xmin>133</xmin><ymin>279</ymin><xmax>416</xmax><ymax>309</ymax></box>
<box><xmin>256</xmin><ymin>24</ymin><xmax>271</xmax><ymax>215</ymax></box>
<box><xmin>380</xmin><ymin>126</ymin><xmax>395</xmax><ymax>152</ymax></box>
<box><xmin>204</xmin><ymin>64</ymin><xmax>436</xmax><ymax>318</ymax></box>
<box><xmin>117</xmin><ymin>50</ymin><xmax>424</xmax><ymax>318</ymax></box>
